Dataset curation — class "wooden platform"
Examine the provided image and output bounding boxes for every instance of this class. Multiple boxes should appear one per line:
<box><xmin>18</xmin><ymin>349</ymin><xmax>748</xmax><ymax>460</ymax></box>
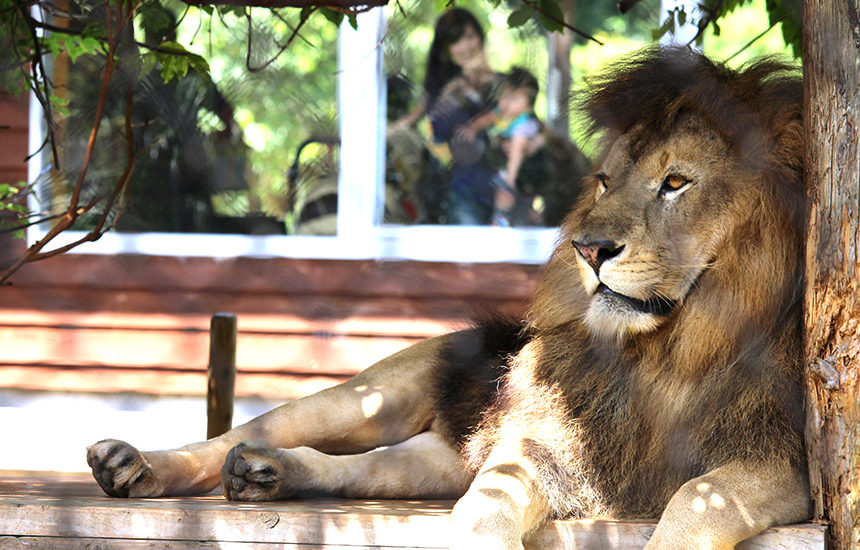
<box><xmin>0</xmin><ymin>473</ymin><xmax>826</xmax><ymax>549</ymax></box>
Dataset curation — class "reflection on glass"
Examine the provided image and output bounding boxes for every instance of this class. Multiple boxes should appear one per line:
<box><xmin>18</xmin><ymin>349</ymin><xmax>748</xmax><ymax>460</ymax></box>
<box><xmin>51</xmin><ymin>2</ymin><xmax>339</xmax><ymax>235</ymax></box>
<box><xmin>288</xmin><ymin>138</ymin><xmax>339</xmax><ymax>235</ymax></box>
<box><xmin>45</xmin><ymin>0</ymin><xmax>664</xmax><ymax>237</ymax></box>
<box><xmin>383</xmin><ymin>4</ymin><xmax>590</xmax><ymax>228</ymax></box>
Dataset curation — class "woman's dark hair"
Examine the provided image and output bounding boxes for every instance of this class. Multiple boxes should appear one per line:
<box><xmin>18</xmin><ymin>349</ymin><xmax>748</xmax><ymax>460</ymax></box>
<box><xmin>423</xmin><ymin>8</ymin><xmax>485</xmax><ymax>108</ymax></box>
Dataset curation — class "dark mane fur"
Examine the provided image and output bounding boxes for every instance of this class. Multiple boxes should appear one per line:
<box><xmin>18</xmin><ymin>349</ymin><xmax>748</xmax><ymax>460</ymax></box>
<box><xmin>431</xmin><ymin>317</ymin><xmax>530</xmax><ymax>447</ymax></box>
<box><xmin>582</xmin><ymin>46</ymin><xmax>802</xmax><ymax>166</ymax></box>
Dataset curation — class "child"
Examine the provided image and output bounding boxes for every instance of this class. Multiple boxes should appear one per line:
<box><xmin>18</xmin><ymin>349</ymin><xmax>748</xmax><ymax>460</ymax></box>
<box><xmin>458</xmin><ymin>67</ymin><xmax>546</xmax><ymax>226</ymax></box>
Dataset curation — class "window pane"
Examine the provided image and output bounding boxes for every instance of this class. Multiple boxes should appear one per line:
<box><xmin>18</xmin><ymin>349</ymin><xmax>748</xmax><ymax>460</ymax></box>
<box><xmin>382</xmin><ymin>2</ymin><xmax>588</xmax><ymax>228</ymax></box>
<box><xmin>50</xmin><ymin>1</ymin><xmax>339</xmax><ymax>236</ymax></box>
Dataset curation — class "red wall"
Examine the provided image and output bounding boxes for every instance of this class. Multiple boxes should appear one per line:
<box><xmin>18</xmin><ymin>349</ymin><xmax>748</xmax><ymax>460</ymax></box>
<box><xmin>1</xmin><ymin>255</ymin><xmax>538</xmax><ymax>399</ymax></box>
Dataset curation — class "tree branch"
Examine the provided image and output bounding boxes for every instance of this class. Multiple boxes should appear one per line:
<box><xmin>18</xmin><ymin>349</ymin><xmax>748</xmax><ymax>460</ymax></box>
<box><xmin>725</xmin><ymin>15</ymin><xmax>785</xmax><ymax>62</ymax></box>
<box><xmin>0</xmin><ymin>0</ymin><xmax>134</xmax><ymax>284</ymax></box>
<box><xmin>522</xmin><ymin>0</ymin><xmax>604</xmax><ymax>45</ymax></box>
<box><xmin>245</xmin><ymin>6</ymin><xmax>315</xmax><ymax>72</ymax></box>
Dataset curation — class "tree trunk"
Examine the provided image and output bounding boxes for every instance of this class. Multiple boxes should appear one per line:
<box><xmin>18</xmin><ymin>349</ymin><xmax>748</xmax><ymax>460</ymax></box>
<box><xmin>802</xmin><ymin>1</ymin><xmax>860</xmax><ymax>549</ymax></box>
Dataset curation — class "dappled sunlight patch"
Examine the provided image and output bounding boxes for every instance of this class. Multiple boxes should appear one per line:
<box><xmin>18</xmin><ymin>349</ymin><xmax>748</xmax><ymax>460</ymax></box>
<box><xmin>691</xmin><ymin>482</ymin><xmax>727</xmax><ymax>514</ymax></box>
<box><xmin>361</xmin><ymin>391</ymin><xmax>385</xmax><ymax>418</ymax></box>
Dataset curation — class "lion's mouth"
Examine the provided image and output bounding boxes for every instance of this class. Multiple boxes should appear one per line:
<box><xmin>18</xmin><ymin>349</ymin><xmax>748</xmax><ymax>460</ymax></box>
<box><xmin>597</xmin><ymin>283</ymin><xmax>676</xmax><ymax>316</ymax></box>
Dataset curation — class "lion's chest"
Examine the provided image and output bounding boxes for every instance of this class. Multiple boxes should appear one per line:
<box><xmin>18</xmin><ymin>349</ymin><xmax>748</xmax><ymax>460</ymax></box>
<box><xmin>560</xmin><ymin>363</ymin><xmax>711</xmax><ymax>516</ymax></box>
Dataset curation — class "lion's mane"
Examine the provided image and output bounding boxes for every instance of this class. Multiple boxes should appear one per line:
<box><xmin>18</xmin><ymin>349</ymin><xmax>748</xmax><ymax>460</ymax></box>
<box><xmin>451</xmin><ymin>48</ymin><xmax>806</xmax><ymax>520</ymax></box>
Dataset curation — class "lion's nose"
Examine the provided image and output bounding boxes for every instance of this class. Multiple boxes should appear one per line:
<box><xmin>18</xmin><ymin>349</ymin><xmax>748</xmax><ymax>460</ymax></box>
<box><xmin>571</xmin><ymin>240</ymin><xmax>625</xmax><ymax>273</ymax></box>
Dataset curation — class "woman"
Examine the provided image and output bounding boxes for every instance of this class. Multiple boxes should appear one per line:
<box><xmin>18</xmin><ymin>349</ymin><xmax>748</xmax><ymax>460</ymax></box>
<box><xmin>397</xmin><ymin>8</ymin><xmax>501</xmax><ymax>225</ymax></box>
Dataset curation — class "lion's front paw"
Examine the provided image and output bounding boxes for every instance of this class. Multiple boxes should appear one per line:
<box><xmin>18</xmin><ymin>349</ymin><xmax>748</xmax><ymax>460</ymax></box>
<box><xmin>449</xmin><ymin>494</ymin><xmax>525</xmax><ymax>550</ymax></box>
<box><xmin>221</xmin><ymin>440</ymin><xmax>307</xmax><ymax>501</ymax></box>
<box><xmin>86</xmin><ymin>439</ymin><xmax>165</xmax><ymax>498</ymax></box>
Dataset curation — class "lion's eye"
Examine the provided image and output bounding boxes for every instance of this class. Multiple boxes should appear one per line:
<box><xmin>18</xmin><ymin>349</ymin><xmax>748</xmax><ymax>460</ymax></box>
<box><xmin>659</xmin><ymin>174</ymin><xmax>692</xmax><ymax>197</ymax></box>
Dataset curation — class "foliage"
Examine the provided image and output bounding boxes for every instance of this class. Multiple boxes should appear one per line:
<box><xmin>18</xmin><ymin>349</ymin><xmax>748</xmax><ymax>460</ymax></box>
<box><xmin>0</xmin><ymin>183</ymin><xmax>30</xmax><ymax>239</ymax></box>
<box><xmin>648</xmin><ymin>0</ymin><xmax>802</xmax><ymax>56</ymax></box>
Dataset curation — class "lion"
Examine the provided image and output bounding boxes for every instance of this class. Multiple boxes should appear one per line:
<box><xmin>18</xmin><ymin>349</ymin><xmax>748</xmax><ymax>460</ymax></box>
<box><xmin>86</xmin><ymin>47</ymin><xmax>812</xmax><ymax>549</ymax></box>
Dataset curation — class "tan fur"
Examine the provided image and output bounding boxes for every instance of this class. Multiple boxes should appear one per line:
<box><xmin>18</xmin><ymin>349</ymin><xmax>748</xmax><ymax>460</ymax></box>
<box><xmin>88</xmin><ymin>48</ymin><xmax>810</xmax><ymax>550</ymax></box>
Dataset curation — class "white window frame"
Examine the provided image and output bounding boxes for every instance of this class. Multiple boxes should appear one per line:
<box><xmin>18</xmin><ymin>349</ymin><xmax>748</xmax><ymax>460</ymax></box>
<box><xmin>28</xmin><ymin>7</ymin><xmax>560</xmax><ymax>265</ymax></box>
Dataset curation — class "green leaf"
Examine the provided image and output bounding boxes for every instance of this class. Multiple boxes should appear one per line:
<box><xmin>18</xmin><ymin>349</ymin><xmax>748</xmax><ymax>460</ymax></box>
<box><xmin>507</xmin><ymin>6</ymin><xmax>536</xmax><ymax>28</ymax></box>
<box><xmin>158</xmin><ymin>40</ymin><xmax>189</xmax><ymax>54</ymax></box>
<box><xmin>48</xmin><ymin>95</ymin><xmax>70</xmax><ymax>117</ymax></box>
<box><xmin>347</xmin><ymin>13</ymin><xmax>358</xmax><ymax>30</ymax></box>
<box><xmin>320</xmin><ymin>8</ymin><xmax>344</xmax><ymax>27</ymax></box>
<box><xmin>79</xmin><ymin>36</ymin><xmax>105</xmax><ymax>55</ymax></box>
<box><xmin>766</xmin><ymin>0</ymin><xmax>802</xmax><ymax>57</ymax></box>
<box><xmin>154</xmin><ymin>41</ymin><xmax>210</xmax><ymax>82</ymax></box>
<box><xmin>189</xmin><ymin>53</ymin><xmax>210</xmax><ymax>74</ymax></box>
<box><xmin>159</xmin><ymin>55</ymin><xmax>188</xmax><ymax>82</ymax></box>
<box><xmin>81</xmin><ymin>22</ymin><xmax>107</xmax><ymax>42</ymax></box>
<box><xmin>538</xmin><ymin>0</ymin><xmax>564</xmax><ymax>32</ymax></box>
<box><xmin>44</xmin><ymin>34</ymin><xmax>64</xmax><ymax>59</ymax></box>
<box><xmin>677</xmin><ymin>7</ymin><xmax>686</xmax><ymax>26</ymax></box>
<box><xmin>216</xmin><ymin>5</ymin><xmax>243</xmax><ymax>17</ymax></box>
<box><xmin>651</xmin><ymin>17</ymin><xmax>674</xmax><ymax>40</ymax></box>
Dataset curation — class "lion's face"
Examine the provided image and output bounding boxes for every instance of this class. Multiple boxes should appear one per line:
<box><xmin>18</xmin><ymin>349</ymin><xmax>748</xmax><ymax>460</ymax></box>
<box><xmin>566</xmin><ymin>117</ymin><xmax>743</xmax><ymax>339</ymax></box>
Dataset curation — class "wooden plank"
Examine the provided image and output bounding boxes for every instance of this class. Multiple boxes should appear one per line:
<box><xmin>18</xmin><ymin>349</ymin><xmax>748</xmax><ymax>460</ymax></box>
<box><xmin>0</xmin><ymin>325</ymin><xmax>420</xmax><ymax>374</ymax></box>
<box><xmin>0</xmin><ymin>365</ymin><xmax>348</xmax><ymax>399</ymax></box>
<box><xmin>0</xmin><ymin>538</ymin><xmax>408</xmax><ymax>549</ymax></box>
<box><xmin>0</xmin><ymin>475</ymin><xmax>828</xmax><ymax>549</ymax></box>
<box><xmin>9</xmin><ymin>256</ymin><xmax>539</xmax><ymax>300</ymax></box>
<box><xmin>526</xmin><ymin>519</ymin><xmax>655</xmax><ymax>548</ymax></box>
<box><xmin>0</xmin><ymin>286</ymin><xmax>520</xmax><ymax>325</ymax></box>
<box><xmin>736</xmin><ymin>525</ymin><xmax>830</xmax><ymax>550</ymax></box>
<box><xmin>0</xmin><ymin>306</ymin><xmax>458</xmax><ymax>337</ymax></box>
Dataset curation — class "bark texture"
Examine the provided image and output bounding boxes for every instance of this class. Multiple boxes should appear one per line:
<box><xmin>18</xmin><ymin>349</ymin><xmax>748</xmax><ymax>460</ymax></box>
<box><xmin>803</xmin><ymin>1</ymin><xmax>860</xmax><ymax>548</ymax></box>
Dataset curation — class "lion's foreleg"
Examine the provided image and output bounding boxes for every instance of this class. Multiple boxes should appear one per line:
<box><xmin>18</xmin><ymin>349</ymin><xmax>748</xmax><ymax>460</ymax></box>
<box><xmin>88</xmin><ymin>333</ymin><xmax>457</xmax><ymax>497</ymax></box>
<box><xmin>644</xmin><ymin>461</ymin><xmax>812</xmax><ymax>550</ymax></box>
<box><xmin>449</xmin><ymin>440</ymin><xmax>552</xmax><ymax>550</ymax></box>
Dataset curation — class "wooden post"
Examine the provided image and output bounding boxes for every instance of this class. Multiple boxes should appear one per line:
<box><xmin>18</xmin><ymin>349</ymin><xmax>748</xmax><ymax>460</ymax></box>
<box><xmin>802</xmin><ymin>1</ymin><xmax>860</xmax><ymax>548</ymax></box>
<box><xmin>207</xmin><ymin>313</ymin><xmax>237</xmax><ymax>440</ymax></box>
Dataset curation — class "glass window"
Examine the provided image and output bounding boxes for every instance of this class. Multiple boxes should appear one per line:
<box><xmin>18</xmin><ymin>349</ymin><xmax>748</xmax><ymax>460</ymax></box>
<box><xmin>381</xmin><ymin>2</ymin><xmax>588</xmax><ymax>229</ymax></box>
<box><xmin>34</xmin><ymin>1</ymin><xmax>340</xmax><ymax>237</ymax></box>
<box><xmin>26</xmin><ymin>0</ymin><xmax>668</xmax><ymax>263</ymax></box>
